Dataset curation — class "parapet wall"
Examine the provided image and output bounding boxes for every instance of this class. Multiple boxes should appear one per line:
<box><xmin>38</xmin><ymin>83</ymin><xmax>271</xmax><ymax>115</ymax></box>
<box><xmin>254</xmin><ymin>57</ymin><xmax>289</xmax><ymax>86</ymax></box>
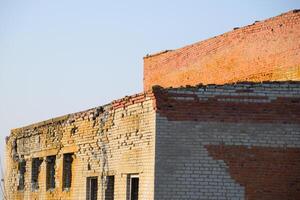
<box><xmin>144</xmin><ymin>10</ymin><xmax>300</xmax><ymax>90</ymax></box>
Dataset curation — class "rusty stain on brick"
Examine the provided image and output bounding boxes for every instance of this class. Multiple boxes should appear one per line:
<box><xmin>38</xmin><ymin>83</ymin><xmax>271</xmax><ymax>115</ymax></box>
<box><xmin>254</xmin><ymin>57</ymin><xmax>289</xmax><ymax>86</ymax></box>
<box><xmin>206</xmin><ymin>145</ymin><xmax>300</xmax><ymax>199</ymax></box>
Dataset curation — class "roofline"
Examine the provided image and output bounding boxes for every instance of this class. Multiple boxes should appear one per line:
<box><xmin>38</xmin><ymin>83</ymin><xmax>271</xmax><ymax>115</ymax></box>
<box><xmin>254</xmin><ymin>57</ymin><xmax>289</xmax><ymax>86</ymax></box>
<box><xmin>11</xmin><ymin>80</ymin><xmax>300</xmax><ymax>132</ymax></box>
<box><xmin>143</xmin><ymin>9</ymin><xmax>300</xmax><ymax>59</ymax></box>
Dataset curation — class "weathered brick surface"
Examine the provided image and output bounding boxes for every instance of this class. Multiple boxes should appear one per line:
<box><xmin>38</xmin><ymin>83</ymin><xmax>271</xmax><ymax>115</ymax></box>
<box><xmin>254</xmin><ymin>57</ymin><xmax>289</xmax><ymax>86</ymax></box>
<box><xmin>5</xmin><ymin>9</ymin><xmax>300</xmax><ymax>199</ymax></box>
<box><xmin>153</xmin><ymin>82</ymin><xmax>300</xmax><ymax>123</ymax></box>
<box><xmin>5</xmin><ymin>82</ymin><xmax>300</xmax><ymax>200</ymax></box>
<box><xmin>154</xmin><ymin>82</ymin><xmax>300</xmax><ymax>200</ymax></box>
<box><xmin>5</xmin><ymin>92</ymin><xmax>156</xmax><ymax>200</ymax></box>
<box><xmin>144</xmin><ymin>10</ymin><xmax>300</xmax><ymax>90</ymax></box>
<box><xmin>206</xmin><ymin>145</ymin><xmax>300</xmax><ymax>199</ymax></box>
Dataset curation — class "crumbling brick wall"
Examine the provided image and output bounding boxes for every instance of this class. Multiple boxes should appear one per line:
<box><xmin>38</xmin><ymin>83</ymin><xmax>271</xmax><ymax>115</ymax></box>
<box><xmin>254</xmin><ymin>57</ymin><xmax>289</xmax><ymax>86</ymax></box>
<box><xmin>153</xmin><ymin>82</ymin><xmax>300</xmax><ymax>199</ymax></box>
<box><xmin>144</xmin><ymin>10</ymin><xmax>300</xmax><ymax>90</ymax></box>
<box><xmin>5</xmin><ymin>92</ymin><xmax>156</xmax><ymax>200</ymax></box>
<box><xmin>5</xmin><ymin>81</ymin><xmax>300</xmax><ymax>200</ymax></box>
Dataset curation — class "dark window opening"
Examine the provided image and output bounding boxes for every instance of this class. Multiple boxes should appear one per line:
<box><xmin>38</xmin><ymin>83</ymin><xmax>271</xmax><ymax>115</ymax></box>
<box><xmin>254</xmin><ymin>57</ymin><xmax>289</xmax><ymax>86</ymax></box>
<box><xmin>17</xmin><ymin>157</ymin><xmax>26</xmax><ymax>191</ymax></box>
<box><xmin>127</xmin><ymin>174</ymin><xmax>139</xmax><ymax>200</ymax></box>
<box><xmin>63</xmin><ymin>153</ymin><xmax>73</xmax><ymax>190</ymax></box>
<box><xmin>86</xmin><ymin>177</ymin><xmax>98</xmax><ymax>200</ymax></box>
<box><xmin>31</xmin><ymin>158</ymin><xmax>42</xmax><ymax>190</ymax></box>
<box><xmin>105</xmin><ymin>176</ymin><xmax>114</xmax><ymax>200</ymax></box>
<box><xmin>46</xmin><ymin>155</ymin><xmax>56</xmax><ymax>190</ymax></box>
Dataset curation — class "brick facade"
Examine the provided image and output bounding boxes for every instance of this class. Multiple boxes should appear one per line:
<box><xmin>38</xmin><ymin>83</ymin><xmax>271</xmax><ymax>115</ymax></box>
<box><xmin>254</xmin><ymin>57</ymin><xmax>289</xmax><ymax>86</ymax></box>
<box><xmin>5</xmin><ymin>10</ymin><xmax>300</xmax><ymax>200</ymax></box>
<box><xmin>154</xmin><ymin>82</ymin><xmax>300</xmax><ymax>200</ymax></box>
<box><xmin>5</xmin><ymin>93</ymin><xmax>156</xmax><ymax>200</ymax></box>
<box><xmin>144</xmin><ymin>10</ymin><xmax>300</xmax><ymax>90</ymax></box>
<box><xmin>5</xmin><ymin>82</ymin><xmax>300</xmax><ymax>200</ymax></box>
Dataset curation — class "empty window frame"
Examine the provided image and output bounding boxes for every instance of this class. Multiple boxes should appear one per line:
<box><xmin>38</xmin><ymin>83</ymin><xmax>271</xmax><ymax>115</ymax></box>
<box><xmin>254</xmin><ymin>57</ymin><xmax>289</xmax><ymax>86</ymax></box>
<box><xmin>127</xmin><ymin>174</ymin><xmax>139</xmax><ymax>200</ymax></box>
<box><xmin>105</xmin><ymin>176</ymin><xmax>114</xmax><ymax>200</ymax></box>
<box><xmin>17</xmin><ymin>157</ymin><xmax>26</xmax><ymax>191</ymax></box>
<box><xmin>63</xmin><ymin>153</ymin><xmax>73</xmax><ymax>190</ymax></box>
<box><xmin>86</xmin><ymin>177</ymin><xmax>98</xmax><ymax>200</ymax></box>
<box><xmin>46</xmin><ymin>155</ymin><xmax>56</xmax><ymax>190</ymax></box>
<box><xmin>31</xmin><ymin>158</ymin><xmax>42</xmax><ymax>190</ymax></box>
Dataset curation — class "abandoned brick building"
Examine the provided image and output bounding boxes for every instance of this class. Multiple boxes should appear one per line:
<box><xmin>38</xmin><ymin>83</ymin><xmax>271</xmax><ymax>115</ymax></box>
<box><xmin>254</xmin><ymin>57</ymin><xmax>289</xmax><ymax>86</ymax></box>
<box><xmin>5</xmin><ymin>10</ymin><xmax>300</xmax><ymax>200</ymax></box>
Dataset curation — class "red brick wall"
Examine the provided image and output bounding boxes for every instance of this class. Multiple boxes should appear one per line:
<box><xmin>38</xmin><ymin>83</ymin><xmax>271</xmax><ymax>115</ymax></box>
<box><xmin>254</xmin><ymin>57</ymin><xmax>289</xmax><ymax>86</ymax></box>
<box><xmin>206</xmin><ymin>145</ymin><xmax>300</xmax><ymax>200</ymax></box>
<box><xmin>153</xmin><ymin>84</ymin><xmax>300</xmax><ymax>124</ymax></box>
<box><xmin>144</xmin><ymin>10</ymin><xmax>300</xmax><ymax>90</ymax></box>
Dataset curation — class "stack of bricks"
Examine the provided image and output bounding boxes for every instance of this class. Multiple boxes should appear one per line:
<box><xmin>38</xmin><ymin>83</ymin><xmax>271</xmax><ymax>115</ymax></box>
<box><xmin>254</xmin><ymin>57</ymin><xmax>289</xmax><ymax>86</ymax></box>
<box><xmin>144</xmin><ymin>10</ymin><xmax>300</xmax><ymax>90</ymax></box>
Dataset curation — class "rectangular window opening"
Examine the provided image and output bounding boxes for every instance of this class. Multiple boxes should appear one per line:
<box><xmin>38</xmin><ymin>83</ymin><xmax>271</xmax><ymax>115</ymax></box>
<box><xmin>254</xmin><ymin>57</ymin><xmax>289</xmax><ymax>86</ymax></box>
<box><xmin>17</xmin><ymin>157</ymin><xmax>26</xmax><ymax>191</ymax></box>
<box><xmin>31</xmin><ymin>158</ymin><xmax>42</xmax><ymax>191</ymax></box>
<box><xmin>46</xmin><ymin>155</ymin><xmax>56</xmax><ymax>190</ymax></box>
<box><xmin>105</xmin><ymin>175</ymin><xmax>114</xmax><ymax>200</ymax></box>
<box><xmin>63</xmin><ymin>153</ymin><xmax>73</xmax><ymax>190</ymax></box>
<box><xmin>86</xmin><ymin>177</ymin><xmax>98</xmax><ymax>200</ymax></box>
<box><xmin>127</xmin><ymin>174</ymin><xmax>139</xmax><ymax>200</ymax></box>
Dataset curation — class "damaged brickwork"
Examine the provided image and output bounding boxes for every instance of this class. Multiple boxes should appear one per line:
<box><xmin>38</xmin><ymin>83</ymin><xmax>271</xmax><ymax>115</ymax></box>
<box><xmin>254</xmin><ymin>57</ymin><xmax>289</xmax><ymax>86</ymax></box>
<box><xmin>5</xmin><ymin>92</ymin><xmax>156</xmax><ymax>200</ymax></box>
<box><xmin>5</xmin><ymin>82</ymin><xmax>300</xmax><ymax>200</ymax></box>
<box><xmin>5</xmin><ymin>10</ymin><xmax>300</xmax><ymax>200</ymax></box>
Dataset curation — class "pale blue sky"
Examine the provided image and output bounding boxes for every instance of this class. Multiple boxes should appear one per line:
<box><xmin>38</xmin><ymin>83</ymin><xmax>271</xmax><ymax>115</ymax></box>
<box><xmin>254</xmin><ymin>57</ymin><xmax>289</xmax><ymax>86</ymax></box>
<box><xmin>0</xmin><ymin>0</ymin><xmax>299</xmax><ymax>193</ymax></box>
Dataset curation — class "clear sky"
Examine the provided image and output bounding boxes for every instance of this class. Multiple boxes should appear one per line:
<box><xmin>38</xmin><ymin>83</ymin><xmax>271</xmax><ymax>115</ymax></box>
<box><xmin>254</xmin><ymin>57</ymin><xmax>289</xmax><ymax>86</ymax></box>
<box><xmin>0</xmin><ymin>0</ymin><xmax>299</xmax><ymax>193</ymax></box>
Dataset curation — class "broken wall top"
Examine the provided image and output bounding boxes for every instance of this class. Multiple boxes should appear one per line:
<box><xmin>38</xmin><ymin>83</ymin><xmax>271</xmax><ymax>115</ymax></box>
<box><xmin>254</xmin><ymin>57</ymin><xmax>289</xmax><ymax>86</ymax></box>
<box><xmin>153</xmin><ymin>81</ymin><xmax>300</xmax><ymax>124</ymax></box>
<box><xmin>8</xmin><ymin>81</ymin><xmax>300</xmax><ymax>143</ymax></box>
<box><xmin>8</xmin><ymin>90</ymin><xmax>156</xmax><ymax>142</ymax></box>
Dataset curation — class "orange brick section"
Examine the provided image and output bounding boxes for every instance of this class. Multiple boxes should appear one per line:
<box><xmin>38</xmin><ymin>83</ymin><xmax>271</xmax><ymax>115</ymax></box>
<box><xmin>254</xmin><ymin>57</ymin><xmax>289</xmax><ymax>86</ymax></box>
<box><xmin>144</xmin><ymin>10</ymin><xmax>300</xmax><ymax>90</ymax></box>
<box><xmin>153</xmin><ymin>82</ymin><xmax>300</xmax><ymax>124</ymax></box>
<box><xmin>206</xmin><ymin>145</ymin><xmax>300</xmax><ymax>200</ymax></box>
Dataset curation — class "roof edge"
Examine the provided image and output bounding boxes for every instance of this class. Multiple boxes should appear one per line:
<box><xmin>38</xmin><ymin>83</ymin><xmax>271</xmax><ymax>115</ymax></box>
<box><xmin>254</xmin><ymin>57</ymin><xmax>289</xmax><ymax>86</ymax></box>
<box><xmin>10</xmin><ymin>90</ymin><xmax>155</xmax><ymax>133</ymax></box>
<box><xmin>144</xmin><ymin>9</ymin><xmax>300</xmax><ymax>59</ymax></box>
<box><xmin>10</xmin><ymin>81</ymin><xmax>300</xmax><ymax>135</ymax></box>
